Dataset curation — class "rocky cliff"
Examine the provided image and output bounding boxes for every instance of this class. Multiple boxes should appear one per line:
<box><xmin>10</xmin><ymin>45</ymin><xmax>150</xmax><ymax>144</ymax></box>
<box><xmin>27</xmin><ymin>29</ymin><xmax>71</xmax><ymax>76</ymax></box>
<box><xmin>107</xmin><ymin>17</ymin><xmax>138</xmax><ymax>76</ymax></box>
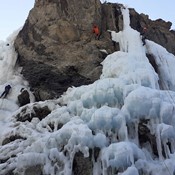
<box><xmin>14</xmin><ymin>0</ymin><xmax>175</xmax><ymax>101</ymax></box>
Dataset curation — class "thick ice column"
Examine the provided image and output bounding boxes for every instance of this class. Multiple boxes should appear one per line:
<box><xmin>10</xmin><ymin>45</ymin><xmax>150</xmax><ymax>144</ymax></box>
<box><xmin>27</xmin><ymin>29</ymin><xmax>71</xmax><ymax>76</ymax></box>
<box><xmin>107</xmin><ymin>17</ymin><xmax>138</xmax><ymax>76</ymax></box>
<box><xmin>122</xmin><ymin>8</ymin><xmax>130</xmax><ymax>30</ymax></box>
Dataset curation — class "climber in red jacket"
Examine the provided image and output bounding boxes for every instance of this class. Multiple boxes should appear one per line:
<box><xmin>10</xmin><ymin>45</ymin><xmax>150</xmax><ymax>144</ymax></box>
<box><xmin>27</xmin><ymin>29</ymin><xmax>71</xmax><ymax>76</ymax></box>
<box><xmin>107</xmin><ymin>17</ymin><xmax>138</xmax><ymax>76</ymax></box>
<box><xmin>92</xmin><ymin>24</ymin><xmax>100</xmax><ymax>40</ymax></box>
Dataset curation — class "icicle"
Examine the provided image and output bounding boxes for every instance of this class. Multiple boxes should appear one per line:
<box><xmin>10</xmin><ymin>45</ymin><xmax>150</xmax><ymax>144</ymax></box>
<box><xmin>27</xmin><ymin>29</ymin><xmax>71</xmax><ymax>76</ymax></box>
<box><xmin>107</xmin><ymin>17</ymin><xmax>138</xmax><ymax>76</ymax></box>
<box><xmin>155</xmin><ymin>125</ymin><xmax>163</xmax><ymax>160</ymax></box>
<box><xmin>134</xmin><ymin>120</ymin><xmax>139</xmax><ymax>146</ymax></box>
<box><xmin>162</xmin><ymin>139</ymin><xmax>170</xmax><ymax>159</ymax></box>
<box><xmin>170</xmin><ymin>139</ymin><xmax>175</xmax><ymax>153</ymax></box>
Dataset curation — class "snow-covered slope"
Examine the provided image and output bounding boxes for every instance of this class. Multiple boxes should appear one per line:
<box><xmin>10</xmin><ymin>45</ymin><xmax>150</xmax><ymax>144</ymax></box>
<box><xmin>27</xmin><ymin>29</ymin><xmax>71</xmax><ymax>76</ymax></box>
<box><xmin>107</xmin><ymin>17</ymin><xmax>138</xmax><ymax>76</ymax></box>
<box><xmin>1</xmin><ymin>8</ymin><xmax>175</xmax><ymax>175</ymax></box>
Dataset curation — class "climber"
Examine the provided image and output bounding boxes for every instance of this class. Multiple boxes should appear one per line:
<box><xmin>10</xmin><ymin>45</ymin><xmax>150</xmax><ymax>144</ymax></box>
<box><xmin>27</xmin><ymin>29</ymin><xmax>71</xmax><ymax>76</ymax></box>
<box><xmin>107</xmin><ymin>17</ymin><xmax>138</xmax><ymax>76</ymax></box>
<box><xmin>92</xmin><ymin>24</ymin><xmax>100</xmax><ymax>40</ymax></box>
<box><xmin>140</xmin><ymin>26</ymin><xmax>147</xmax><ymax>46</ymax></box>
<box><xmin>0</xmin><ymin>85</ymin><xmax>11</xmax><ymax>98</ymax></box>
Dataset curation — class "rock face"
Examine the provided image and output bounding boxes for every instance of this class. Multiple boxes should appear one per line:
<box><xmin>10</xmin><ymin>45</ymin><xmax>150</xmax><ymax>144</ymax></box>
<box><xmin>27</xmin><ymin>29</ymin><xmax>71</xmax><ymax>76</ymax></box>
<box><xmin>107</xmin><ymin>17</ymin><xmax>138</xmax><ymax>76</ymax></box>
<box><xmin>14</xmin><ymin>0</ymin><xmax>175</xmax><ymax>100</ymax></box>
<box><xmin>14</xmin><ymin>0</ymin><xmax>108</xmax><ymax>100</ymax></box>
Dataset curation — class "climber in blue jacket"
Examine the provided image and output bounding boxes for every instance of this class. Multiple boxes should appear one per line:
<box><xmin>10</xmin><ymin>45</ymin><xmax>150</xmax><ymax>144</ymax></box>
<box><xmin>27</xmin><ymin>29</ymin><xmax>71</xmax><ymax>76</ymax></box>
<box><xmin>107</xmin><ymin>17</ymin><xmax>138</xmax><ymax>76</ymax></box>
<box><xmin>0</xmin><ymin>85</ymin><xmax>11</xmax><ymax>98</ymax></box>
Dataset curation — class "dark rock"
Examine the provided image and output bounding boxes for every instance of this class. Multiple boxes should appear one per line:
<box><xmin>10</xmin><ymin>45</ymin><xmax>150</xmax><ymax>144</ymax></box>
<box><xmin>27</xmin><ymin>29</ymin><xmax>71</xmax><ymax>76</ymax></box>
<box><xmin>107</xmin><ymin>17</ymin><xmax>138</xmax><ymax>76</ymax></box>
<box><xmin>24</xmin><ymin>165</ymin><xmax>43</xmax><ymax>175</ymax></box>
<box><xmin>18</xmin><ymin>89</ymin><xmax>30</xmax><ymax>107</ymax></box>
<box><xmin>47</xmin><ymin>122</ymin><xmax>63</xmax><ymax>132</ymax></box>
<box><xmin>16</xmin><ymin>107</ymin><xmax>33</xmax><ymax>122</ymax></box>
<box><xmin>0</xmin><ymin>154</ymin><xmax>16</xmax><ymax>165</ymax></box>
<box><xmin>73</xmin><ymin>151</ymin><xmax>92</xmax><ymax>175</ymax></box>
<box><xmin>146</xmin><ymin>54</ymin><xmax>164</xmax><ymax>89</ymax></box>
<box><xmin>16</xmin><ymin>105</ymin><xmax>51</xmax><ymax>122</ymax></box>
<box><xmin>2</xmin><ymin>135</ymin><xmax>26</xmax><ymax>145</ymax></box>
<box><xmin>138</xmin><ymin>119</ymin><xmax>158</xmax><ymax>156</ymax></box>
<box><xmin>33</xmin><ymin>106</ymin><xmax>51</xmax><ymax>120</ymax></box>
<box><xmin>3</xmin><ymin>170</ymin><xmax>15</xmax><ymax>175</ymax></box>
<box><xmin>146</xmin><ymin>54</ymin><xmax>158</xmax><ymax>74</ymax></box>
<box><xmin>21</xmin><ymin>60</ymin><xmax>93</xmax><ymax>101</ymax></box>
<box><xmin>89</xmin><ymin>147</ymin><xmax>101</xmax><ymax>162</ymax></box>
<box><xmin>101</xmin><ymin>3</ymin><xmax>123</xmax><ymax>32</ymax></box>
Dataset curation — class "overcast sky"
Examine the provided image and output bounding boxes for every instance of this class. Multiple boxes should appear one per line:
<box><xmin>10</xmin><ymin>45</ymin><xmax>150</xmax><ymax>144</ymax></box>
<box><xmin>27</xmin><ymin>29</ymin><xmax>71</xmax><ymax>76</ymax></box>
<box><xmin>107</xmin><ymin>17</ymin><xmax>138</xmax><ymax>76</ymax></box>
<box><xmin>0</xmin><ymin>0</ymin><xmax>174</xmax><ymax>40</ymax></box>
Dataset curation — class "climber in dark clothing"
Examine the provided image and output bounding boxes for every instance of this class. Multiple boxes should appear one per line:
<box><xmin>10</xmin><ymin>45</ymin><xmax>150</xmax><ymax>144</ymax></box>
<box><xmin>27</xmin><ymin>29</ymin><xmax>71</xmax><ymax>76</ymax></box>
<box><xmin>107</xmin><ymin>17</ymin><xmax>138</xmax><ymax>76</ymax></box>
<box><xmin>0</xmin><ymin>85</ymin><xmax>11</xmax><ymax>98</ymax></box>
<box><xmin>140</xmin><ymin>27</ymin><xmax>147</xmax><ymax>46</ymax></box>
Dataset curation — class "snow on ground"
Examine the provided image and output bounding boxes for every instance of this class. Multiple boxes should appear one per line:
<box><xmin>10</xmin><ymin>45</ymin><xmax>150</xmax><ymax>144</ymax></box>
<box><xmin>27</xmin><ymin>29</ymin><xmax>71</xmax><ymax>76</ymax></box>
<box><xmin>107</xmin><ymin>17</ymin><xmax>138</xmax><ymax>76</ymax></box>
<box><xmin>1</xmin><ymin>7</ymin><xmax>175</xmax><ymax>175</ymax></box>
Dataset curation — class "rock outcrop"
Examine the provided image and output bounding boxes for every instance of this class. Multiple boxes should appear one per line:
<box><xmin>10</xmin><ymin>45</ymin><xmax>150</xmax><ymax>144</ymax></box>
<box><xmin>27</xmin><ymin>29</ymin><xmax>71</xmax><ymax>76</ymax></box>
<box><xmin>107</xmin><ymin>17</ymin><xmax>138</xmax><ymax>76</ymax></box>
<box><xmin>14</xmin><ymin>0</ymin><xmax>175</xmax><ymax>100</ymax></box>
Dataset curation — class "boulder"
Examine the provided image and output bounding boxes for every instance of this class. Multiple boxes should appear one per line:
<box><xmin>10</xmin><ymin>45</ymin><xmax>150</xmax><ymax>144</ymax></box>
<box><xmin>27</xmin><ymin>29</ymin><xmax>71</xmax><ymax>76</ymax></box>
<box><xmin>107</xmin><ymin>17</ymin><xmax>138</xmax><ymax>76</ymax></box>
<box><xmin>18</xmin><ymin>89</ymin><xmax>30</xmax><ymax>106</ymax></box>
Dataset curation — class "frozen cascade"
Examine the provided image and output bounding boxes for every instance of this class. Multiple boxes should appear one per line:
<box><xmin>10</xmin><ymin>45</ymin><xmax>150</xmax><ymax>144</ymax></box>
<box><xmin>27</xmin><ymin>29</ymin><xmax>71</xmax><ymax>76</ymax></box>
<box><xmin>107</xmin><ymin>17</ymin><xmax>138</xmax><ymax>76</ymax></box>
<box><xmin>1</xmin><ymin>7</ymin><xmax>175</xmax><ymax>175</ymax></box>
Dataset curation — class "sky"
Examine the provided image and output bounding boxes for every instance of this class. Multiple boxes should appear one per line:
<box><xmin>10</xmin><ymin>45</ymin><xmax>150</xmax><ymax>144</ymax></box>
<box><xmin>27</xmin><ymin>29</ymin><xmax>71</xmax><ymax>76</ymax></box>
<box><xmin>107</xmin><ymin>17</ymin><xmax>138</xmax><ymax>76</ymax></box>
<box><xmin>0</xmin><ymin>0</ymin><xmax>174</xmax><ymax>40</ymax></box>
